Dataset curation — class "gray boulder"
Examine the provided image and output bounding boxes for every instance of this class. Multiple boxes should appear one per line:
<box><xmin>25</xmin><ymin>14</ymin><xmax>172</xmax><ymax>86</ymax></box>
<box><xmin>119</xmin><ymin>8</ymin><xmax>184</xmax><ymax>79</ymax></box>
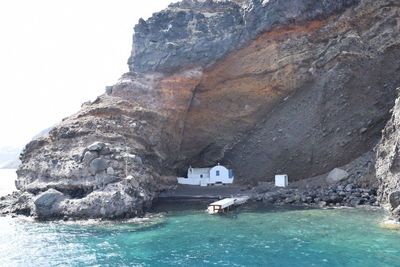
<box><xmin>90</xmin><ymin>158</ymin><xmax>107</xmax><ymax>174</ymax></box>
<box><xmin>106</xmin><ymin>167</ymin><xmax>115</xmax><ymax>176</ymax></box>
<box><xmin>389</xmin><ymin>191</ymin><xmax>400</xmax><ymax>210</ymax></box>
<box><xmin>34</xmin><ymin>189</ymin><xmax>66</xmax><ymax>219</ymax></box>
<box><xmin>63</xmin><ymin>181</ymin><xmax>151</xmax><ymax>219</ymax></box>
<box><xmin>326</xmin><ymin>168</ymin><xmax>349</xmax><ymax>183</ymax></box>
<box><xmin>82</xmin><ymin>151</ymin><xmax>98</xmax><ymax>165</ymax></box>
<box><xmin>345</xmin><ymin>184</ymin><xmax>354</xmax><ymax>192</ymax></box>
<box><xmin>87</xmin><ymin>142</ymin><xmax>106</xmax><ymax>151</ymax></box>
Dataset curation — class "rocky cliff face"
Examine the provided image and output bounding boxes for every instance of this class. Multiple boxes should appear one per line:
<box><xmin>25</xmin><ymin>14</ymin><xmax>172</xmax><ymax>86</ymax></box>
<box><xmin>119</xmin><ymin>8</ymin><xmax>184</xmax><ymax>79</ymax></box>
<box><xmin>376</xmin><ymin>91</ymin><xmax>400</xmax><ymax>221</ymax></box>
<box><xmin>128</xmin><ymin>0</ymin><xmax>358</xmax><ymax>73</ymax></box>
<box><xmin>3</xmin><ymin>0</ymin><xmax>400</xmax><ymax>220</ymax></box>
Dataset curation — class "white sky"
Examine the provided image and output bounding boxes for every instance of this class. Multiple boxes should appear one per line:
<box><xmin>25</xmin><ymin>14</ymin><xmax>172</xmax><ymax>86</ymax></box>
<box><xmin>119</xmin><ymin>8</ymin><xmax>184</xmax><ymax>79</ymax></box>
<box><xmin>0</xmin><ymin>0</ymin><xmax>175</xmax><ymax>149</ymax></box>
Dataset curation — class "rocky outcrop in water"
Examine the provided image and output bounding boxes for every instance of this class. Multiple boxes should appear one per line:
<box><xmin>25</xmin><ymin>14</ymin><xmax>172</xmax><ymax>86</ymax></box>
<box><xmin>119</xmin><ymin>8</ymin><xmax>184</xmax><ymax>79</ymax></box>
<box><xmin>2</xmin><ymin>0</ymin><xmax>400</xmax><ymax>220</ymax></box>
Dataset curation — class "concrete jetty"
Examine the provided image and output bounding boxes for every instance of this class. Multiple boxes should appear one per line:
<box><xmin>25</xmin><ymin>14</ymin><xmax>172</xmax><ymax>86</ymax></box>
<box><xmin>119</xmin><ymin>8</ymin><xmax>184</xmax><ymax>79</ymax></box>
<box><xmin>207</xmin><ymin>196</ymin><xmax>250</xmax><ymax>214</ymax></box>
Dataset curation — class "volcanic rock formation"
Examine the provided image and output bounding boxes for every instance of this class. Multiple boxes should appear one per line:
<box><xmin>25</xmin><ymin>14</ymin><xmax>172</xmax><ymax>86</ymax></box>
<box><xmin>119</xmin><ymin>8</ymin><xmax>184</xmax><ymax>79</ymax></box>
<box><xmin>2</xmin><ymin>0</ymin><xmax>400</xmax><ymax>220</ymax></box>
<box><xmin>376</xmin><ymin>92</ymin><xmax>400</xmax><ymax>221</ymax></box>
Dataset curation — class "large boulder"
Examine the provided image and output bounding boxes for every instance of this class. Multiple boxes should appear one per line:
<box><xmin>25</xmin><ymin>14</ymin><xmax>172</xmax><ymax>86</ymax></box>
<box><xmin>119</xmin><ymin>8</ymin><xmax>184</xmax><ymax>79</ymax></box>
<box><xmin>389</xmin><ymin>191</ymin><xmax>400</xmax><ymax>210</ymax></box>
<box><xmin>34</xmin><ymin>189</ymin><xmax>67</xmax><ymax>219</ymax></box>
<box><xmin>87</xmin><ymin>142</ymin><xmax>106</xmax><ymax>152</ymax></box>
<box><xmin>62</xmin><ymin>179</ymin><xmax>153</xmax><ymax>219</ymax></box>
<box><xmin>82</xmin><ymin>151</ymin><xmax>98</xmax><ymax>166</ymax></box>
<box><xmin>326</xmin><ymin>168</ymin><xmax>349</xmax><ymax>184</ymax></box>
<box><xmin>89</xmin><ymin>158</ymin><xmax>108</xmax><ymax>174</ymax></box>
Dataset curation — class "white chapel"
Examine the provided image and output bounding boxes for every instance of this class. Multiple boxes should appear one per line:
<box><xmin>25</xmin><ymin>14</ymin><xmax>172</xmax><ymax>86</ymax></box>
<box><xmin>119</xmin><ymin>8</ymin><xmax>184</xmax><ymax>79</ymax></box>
<box><xmin>177</xmin><ymin>164</ymin><xmax>234</xmax><ymax>186</ymax></box>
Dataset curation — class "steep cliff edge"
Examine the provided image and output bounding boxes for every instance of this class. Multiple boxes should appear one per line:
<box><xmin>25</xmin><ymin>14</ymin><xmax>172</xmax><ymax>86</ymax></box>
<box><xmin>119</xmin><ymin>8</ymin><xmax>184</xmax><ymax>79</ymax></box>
<box><xmin>2</xmin><ymin>0</ymin><xmax>400</xmax><ymax>220</ymax></box>
<box><xmin>376</xmin><ymin>92</ymin><xmax>400</xmax><ymax>221</ymax></box>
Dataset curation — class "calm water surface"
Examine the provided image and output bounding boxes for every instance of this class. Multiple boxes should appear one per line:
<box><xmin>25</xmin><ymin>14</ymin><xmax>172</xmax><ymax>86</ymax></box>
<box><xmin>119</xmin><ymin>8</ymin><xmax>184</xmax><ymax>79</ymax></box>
<box><xmin>0</xmin><ymin>170</ymin><xmax>400</xmax><ymax>266</ymax></box>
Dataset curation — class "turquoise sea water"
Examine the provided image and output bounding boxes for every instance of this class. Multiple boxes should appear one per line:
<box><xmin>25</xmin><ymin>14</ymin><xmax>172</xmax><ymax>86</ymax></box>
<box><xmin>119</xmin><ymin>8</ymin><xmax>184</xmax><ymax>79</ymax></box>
<box><xmin>0</xmin><ymin>202</ymin><xmax>400</xmax><ymax>267</ymax></box>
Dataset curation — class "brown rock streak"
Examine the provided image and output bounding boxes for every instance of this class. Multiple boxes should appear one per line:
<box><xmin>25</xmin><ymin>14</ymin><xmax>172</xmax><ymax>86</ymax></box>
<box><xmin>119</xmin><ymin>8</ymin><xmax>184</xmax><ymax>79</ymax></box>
<box><xmin>177</xmin><ymin>20</ymin><xmax>328</xmax><ymax>166</ymax></box>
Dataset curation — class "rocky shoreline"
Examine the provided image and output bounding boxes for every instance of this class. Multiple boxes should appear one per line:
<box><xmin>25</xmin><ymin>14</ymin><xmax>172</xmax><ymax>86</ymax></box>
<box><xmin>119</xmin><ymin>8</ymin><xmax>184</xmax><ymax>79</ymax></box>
<box><xmin>0</xmin><ymin>150</ymin><xmax>387</xmax><ymax>220</ymax></box>
<box><xmin>158</xmin><ymin>179</ymin><xmax>379</xmax><ymax>209</ymax></box>
<box><xmin>0</xmin><ymin>182</ymin><xmax>381</xmax><ymax>222</ymax></box>
<box><xmin>158</xmin><ymin>151</ymin><xmax>382</xmax><ymax>212</ymax></box>
<box><xmin>253</xmin><ymin>182</ymin><xmax>378</xmax><ymax>208</ymax></box>
<box><xmin>0</xmin><ymin>163</ymin><xmax>381</xmax><ymax>221</ymax></box>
